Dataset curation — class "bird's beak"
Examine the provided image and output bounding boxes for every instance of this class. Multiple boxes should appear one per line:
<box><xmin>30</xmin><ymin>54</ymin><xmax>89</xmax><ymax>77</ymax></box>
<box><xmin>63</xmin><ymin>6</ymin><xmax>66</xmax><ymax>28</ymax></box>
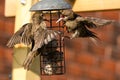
<box><xmin>56</xmin><ymin>18</ymin><xmax>63</xmax><ymax>23</ymax></box>
<box><xmin>43</xmin><ymin>19</ymin><xmax>49</xmax><ymax>22</ymax></box>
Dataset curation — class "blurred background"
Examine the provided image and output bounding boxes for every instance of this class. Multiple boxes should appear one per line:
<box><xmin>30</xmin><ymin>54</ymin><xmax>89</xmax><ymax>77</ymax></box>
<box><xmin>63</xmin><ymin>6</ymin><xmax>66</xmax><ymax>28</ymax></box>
<box><xmin>0</xmin><ymin>0</ymin><xmax>120</xmax><ymax>80</ymax></box>
<box><xmin>0</xmin><ymin>0</ymin><xmax>14</xmax><ymax>80</ymax></box>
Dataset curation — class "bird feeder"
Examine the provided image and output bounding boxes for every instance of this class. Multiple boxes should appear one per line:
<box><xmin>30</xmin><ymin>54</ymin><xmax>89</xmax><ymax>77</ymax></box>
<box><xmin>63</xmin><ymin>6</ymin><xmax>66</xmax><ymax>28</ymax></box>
<box><xmin>30</xmin><ymin>0</ymin><xmax>71</xmax><ymax>75</ymax></box>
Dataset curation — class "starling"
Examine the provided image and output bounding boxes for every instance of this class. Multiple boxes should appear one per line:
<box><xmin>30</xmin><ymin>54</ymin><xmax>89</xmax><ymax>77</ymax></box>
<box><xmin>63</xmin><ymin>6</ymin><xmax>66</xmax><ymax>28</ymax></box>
<box><xmin>56</xmin><ymin>9</ymin><xmax>113</xmax><ymax>39</ymax></box>
<box><xmin>7</xmin><ymin>12</ymin><xmax>61</xmax><ymax>70</ymax></box>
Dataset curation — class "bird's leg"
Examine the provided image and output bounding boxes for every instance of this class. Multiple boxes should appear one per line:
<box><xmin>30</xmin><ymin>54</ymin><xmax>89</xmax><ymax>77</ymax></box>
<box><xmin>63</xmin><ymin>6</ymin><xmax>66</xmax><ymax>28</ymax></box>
<box><xmin>62</xmin><ymin>36</ymin><xmax>71</xmax><ymax>40</ymax></box>
<box><xmin>23</xmin><ymin>51</ymin><xmax>37</xmax><ymax>70</ymax></box>
<box><xmin>62</xmin><ymin>30</ymin><xmax>79</xmax><ymax>40</ymax></box>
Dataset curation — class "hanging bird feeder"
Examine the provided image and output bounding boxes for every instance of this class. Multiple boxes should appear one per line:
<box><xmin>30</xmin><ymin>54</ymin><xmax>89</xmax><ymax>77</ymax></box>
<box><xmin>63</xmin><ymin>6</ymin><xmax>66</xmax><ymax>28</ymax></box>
<box><xmin>30</xmin><ymin>0</ymin><xmax>71</xmax><ymax>75</ymax></box>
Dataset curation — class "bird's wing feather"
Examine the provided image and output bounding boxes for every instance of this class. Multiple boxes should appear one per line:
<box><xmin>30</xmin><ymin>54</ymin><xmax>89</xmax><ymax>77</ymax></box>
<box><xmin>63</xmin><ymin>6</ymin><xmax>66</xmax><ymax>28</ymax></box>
<box><xmin>32</xmin><ymin>29</ymin><xmax>46</xmax><ymax>52</ymax></box>
<box><xmin>21</xmin><ymin>23</ymin><xmax>32</xmax><ymax>45</ymax></box>
<box><xmin>76</xmin><ymin>17</ymin><xmax>97</xmax><ymax>28</ymax></box>
<box><xmin>6</xmin><ymin>23</ymin><xmax>32</xmax><ymax>47</ymax></box>
<box><xmin>84</xmin><ymin>17</ymin><xmax>113</xmax><ymax>27</ymax></box>
<box><xmin>32</xmin><ymin>29</ymin><xmax>61</xmax><ymax>52</ymax></box>
<box><xmin>77</xmin><ymin>25</ymin><xmax>98</xmax><ymax>38</ymax></box>
<box><xmin>76</xmin><ymin>16</ymin><xmax>113</xmax><ymax>29</ymax></box>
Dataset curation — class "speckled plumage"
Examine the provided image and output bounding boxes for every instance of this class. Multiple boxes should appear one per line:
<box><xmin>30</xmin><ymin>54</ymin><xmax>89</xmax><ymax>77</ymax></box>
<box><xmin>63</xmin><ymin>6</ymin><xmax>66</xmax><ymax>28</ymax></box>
<box><xmin>57</xmin><ymin>9</ymin><xmax>113</xmax><ymax>39</ymax></box>
<box><xmin>7</xmin><ymin>12</ymin><xmax>61</xmax><ymax>70</ymax></box>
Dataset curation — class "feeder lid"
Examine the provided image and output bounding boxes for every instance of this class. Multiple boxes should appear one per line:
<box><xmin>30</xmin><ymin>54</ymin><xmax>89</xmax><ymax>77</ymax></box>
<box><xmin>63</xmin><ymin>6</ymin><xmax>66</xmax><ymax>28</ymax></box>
<box><xmin>30</xmin><ymin>0</ymin><xmax>72</xmax><ymax>11</ymax></box>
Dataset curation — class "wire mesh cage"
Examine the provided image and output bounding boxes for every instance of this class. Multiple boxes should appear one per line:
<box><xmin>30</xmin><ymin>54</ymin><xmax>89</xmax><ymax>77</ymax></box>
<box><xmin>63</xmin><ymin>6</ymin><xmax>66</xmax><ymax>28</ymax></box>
<box><xmin>40</xmin><ymin>11</ymin><xmax>65</xmax><ymax>75</ymax></box>
<box><xmin>30</xmin><ymin>0</ymin><xmax>71</xmax><ymax>75</ymax></box>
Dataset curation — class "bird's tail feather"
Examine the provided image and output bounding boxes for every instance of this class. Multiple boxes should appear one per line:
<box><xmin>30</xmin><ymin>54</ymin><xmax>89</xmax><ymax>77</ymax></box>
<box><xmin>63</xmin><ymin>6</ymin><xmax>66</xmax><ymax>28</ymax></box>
<box><xmin>89</xmin><ymin>37</ymin><xmax>101</xmax><ymax>46</ymax></box>
<box><xmin>23</xmin><ymin>51</ymin><xmax>37</xmax><ymax>70</ymax></box>
<box><xmin>79</xmin><ymin>29</ymin><xmax>100</xmax><ymax>45</ymax></box>
<box><xmin>79</xmin><ymin>28</ymin><xmax>99</xmax><ymax>39</ymax></box>
<box><xmin>85</xmin><ymin>30</ymin><xmax>101</xmax><ymax>45</ymax></box>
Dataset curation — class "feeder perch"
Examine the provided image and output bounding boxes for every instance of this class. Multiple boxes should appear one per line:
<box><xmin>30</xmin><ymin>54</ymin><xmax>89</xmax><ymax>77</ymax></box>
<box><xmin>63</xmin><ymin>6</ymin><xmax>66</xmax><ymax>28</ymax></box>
<box><xmin>30</xmin><ymin>0</ymin><xmax>71</xmax><ymax>75</ymax></box>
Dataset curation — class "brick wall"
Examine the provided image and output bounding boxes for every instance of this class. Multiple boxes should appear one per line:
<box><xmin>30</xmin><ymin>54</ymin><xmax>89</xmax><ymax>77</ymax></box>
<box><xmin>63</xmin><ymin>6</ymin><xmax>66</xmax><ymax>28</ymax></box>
<box><xmin>41</xmin><ymin>10</ymin><xmax>120</xmax><ymax>80</ymax></box>
<box><xmin>0</xmin><ymin>0</ymin><xmax>15</xmax><ymax>80</ymax></box>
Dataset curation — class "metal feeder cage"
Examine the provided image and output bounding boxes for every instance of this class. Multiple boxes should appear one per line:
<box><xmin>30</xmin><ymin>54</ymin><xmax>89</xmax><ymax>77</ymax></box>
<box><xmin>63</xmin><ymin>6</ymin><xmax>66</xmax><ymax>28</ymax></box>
<box><xmin>30</xmin><ymin>0</ymin><xmax>71</xmax><ymax>75</ymax></box>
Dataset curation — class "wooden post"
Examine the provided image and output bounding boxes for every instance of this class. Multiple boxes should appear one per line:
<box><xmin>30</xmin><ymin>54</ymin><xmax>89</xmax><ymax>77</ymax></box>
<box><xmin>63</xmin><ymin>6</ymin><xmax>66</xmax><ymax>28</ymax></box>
<box><xmin>5</xmin><ymin>0</ymin><xmax>17</xmax><ymax>17</ymax></box>
<box><xmin>12</xmin><ymin>0</ymin><xmax>41</xmax><ymax>80</ymax></box>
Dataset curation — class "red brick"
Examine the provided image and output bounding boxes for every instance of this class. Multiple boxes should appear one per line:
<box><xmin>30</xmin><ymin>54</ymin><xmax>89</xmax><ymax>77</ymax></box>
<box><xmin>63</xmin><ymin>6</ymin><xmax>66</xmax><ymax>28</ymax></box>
<box><xmin>41</xmin><ymin>76</ymin><xmax>57</xmax><ymax>80</ymax></box>
<box><xmin>101</xmin><ymin>10</ymin><xmax>120</xmax><ymax>20</ymax></box>
<box><xmin>97</xmin><ymin>25</ymin><xmax>115</xmax><ymax>44</ymax></box>
<box><xmin>76</xmin><ymin>52</ymin><xmax>97</xmax><ymax>66</ymax></box>
<box><xmin>90</xmin><ymin>45</ymin><xmax>106</xmax><ymax>57</ymax></box>
<box><xmin>0</xmin><ymin>19</ymin><xmax>5</xmax><ymax>31</ymax></box>
<box><xmin>71</xmin><ymin>39</ymin><xmax>83</xmax><ymax>52</ymax></box>
<box><xmin>86</xmin><ymin>68</ymin><xmax>106</xmax><ymax>80</ymax></box>
<box><xmin>65</xmin><ymin>48</ymin><xmax>75</xmax><ymax>61</ymax></box>
<box><xmin>4</xmin><ymin>17</ymin><xmax>15</xmax><ymax>34</ymax></box>
<box><xmin>55</xmin><ymin>75</ymin><xmax>67</xmax><ymax>80</ymax></box>
<box><xmin>0</xmin><ymin>64</ymin><xmax>5</xmax><ymax>73</ymax></box>
<box><xmin>67</xmin><ymin>63</ymin><xmax>83</xmax><ymax>77</ymax></box>
<box><xmin>41</xmin><ymin>75</ymin><xmax>67</xmax><ymax>80</ymax></box>
<box><xmin>0</xmin><ymin>47</ymin><xmax>4</xmax><ymax>57</ymax></box>
<box><xmin>64</xmin><ymin>39</ymin><xmax>83</xmax><ymax>53</ymax></box>
<box><xmin>116</xmin><ymin>61</ymin><xmax>120</xmax><ymax>75</ymax></box>
<box><xmin>4</xmin><ymin>48</ymin><xmax>13</xmax><ymax>63</ymax></box>
<box><xmin>0</xmin><ymin>75</ymin><xmax>9</xmax><ymax>80</ymax></box>
<box><xmin>0</xmin><ymin>46</ymin><xmax>12</xmax><ymax>74</ymax></box>
<box><xmin>67</xmin><ymin>76</ymin><xmax>82</xmax><ymax>80</ymax></box>
<box><xmin>0</xmin><ymin>47</ymin><xmax>13</xmax><ymax>63</ymax></box>
<box><xmin>79</xmin><ymin>10</ymin><xmax>120</xmax><ymax>20</ymax></box>
<box><xmin>100</xmin><ymin>59</ymin><xmax>116</xmax><ymax>73</ymax></box>
<box><xmin>116</xmin><ymin>35</ymin><xmax>120</xmax><ymax>46</ymax></box>
<box><xmin>79</xmin><ymin>12</ymin><xmax>97</xmax><ymax>17</ymax></box>
<box><xmin>0</xmin><ymin>2</ymin><xmax>4</xmax><ymax>14</ymax></box>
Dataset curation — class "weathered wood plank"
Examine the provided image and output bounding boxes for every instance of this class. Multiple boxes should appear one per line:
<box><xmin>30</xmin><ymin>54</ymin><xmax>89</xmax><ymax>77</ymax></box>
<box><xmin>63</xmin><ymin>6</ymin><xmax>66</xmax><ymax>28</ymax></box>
<box><xmin>5</xmin><ymin>0</ymin><xmax>17</xmax><ymax>17</ymax></box>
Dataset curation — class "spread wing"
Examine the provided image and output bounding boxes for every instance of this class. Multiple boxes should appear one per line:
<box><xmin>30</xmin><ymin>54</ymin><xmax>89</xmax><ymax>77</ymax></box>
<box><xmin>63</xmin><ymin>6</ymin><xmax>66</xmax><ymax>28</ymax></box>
<box><xmin>32</xmin><ymin>29</ymin><xmax>61</xmax><ymax>52</ymax></box>
<box><xmin>76</xmin><ymin>16</ymin><xmax>113</xmax><ymax>29</ymax></box>
<box><xmin>84</xmin><ymin>17</ymin><xmax>113</xmax><ymax>27</ymax></box>
<box><xmin>76</xmin><ymin>16</ymin><xmax>97</xmax><ymax>29</ymax></box>
<box><xmin>6</xmin><ymin>23</ymin><xmax>32</xmax><ymax>47</ymax></box>
<box><xmin>76</xmin><ymin>24</ymin><xmax>98</xmax><ymax>38</ymax></box>
<box><xmin>23</xmin><ymin>29</ymin><xmax>61</xmax><ymax>69</ymax></box>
